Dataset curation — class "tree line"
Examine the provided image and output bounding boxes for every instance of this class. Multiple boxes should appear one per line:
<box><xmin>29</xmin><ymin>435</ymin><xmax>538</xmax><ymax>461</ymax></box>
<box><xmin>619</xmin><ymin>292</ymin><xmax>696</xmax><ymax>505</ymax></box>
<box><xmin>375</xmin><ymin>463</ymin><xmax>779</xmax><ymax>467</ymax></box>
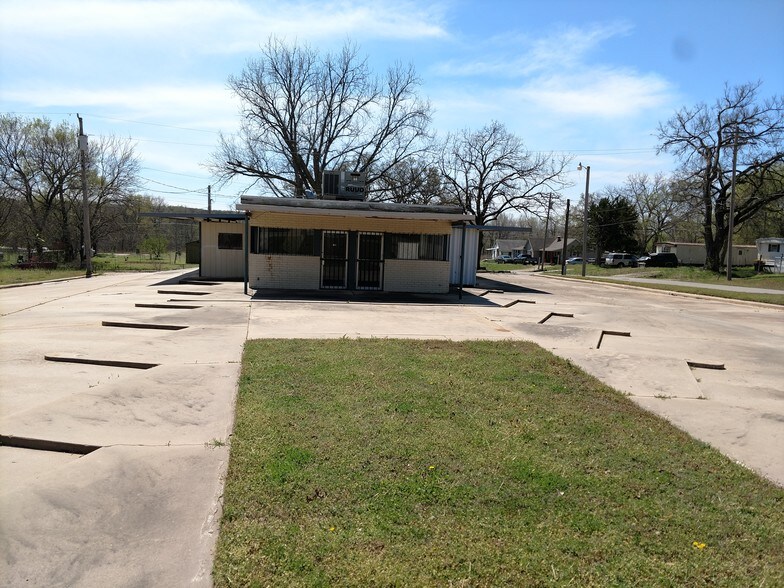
<box><xmin>2</xmin><ymin>37</ymin><xmax>782</xmax><ymax>273</ymax></box>
<box><xmin>0</xmin><ymin>116</ymin><xmax>198</xmax><ymax>262</ymax></box>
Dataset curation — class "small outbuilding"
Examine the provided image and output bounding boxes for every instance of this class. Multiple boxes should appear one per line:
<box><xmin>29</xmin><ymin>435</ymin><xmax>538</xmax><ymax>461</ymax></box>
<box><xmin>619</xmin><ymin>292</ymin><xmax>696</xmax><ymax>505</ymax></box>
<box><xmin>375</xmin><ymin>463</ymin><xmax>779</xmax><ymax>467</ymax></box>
<box><xmin>756</xmin><ymin>237</ymin><xmax>784</xmax><ymax>273</ymax></box>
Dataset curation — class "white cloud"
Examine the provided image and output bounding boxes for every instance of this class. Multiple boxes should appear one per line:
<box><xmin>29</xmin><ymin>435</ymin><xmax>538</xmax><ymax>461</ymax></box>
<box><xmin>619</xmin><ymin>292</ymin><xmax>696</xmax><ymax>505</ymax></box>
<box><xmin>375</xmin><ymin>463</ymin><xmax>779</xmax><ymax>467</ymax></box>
<box><xmin>433</xmin><ymin>22</ymin><xmax>632</xmax><ymax>78</ymax></box>
<box><xmin>429</xmin><ymin>22</ymin><xmax>674</xmax><ymax>121</ymax></box>
<box><xmin>513</xmin><ymin>69</ymin><xmax>674</xmax><ymax>118</ymax></box>
<box><xmin>0</xmin><ymin>0</ymin><xmax>448</xmax><ymax>56</ymax></box>
<box><xmin>1</xmin><ymin>82</ymin><xmax>239</xmax><ymax>129</ymax></box>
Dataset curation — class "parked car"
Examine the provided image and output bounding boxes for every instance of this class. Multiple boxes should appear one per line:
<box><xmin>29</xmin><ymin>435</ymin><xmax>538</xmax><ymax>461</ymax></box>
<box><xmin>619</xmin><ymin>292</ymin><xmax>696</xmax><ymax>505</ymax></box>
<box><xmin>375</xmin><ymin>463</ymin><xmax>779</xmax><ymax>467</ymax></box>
<box><xmin>640</xmin><ymin>252</ymin><xmax>679</xmax><ymax>267</ymax></box>
<box><xmin>514</xmin><ymin>254</ymin><xmax>537</xmax><ymax>265</ymax></box>
<box><xmin>602</xmin><ymin>253</ymin><xmax>638</xmax><ymax>268</ymax></box>
<box><xmin>495</xmin><ymin>254</ymin><xmax>513</xmax><ymax>264</ymax></box>
<box><xmin>565</xmin><ymin>257</ymin><xmax>583</xmax><ymax>265</ymax></box>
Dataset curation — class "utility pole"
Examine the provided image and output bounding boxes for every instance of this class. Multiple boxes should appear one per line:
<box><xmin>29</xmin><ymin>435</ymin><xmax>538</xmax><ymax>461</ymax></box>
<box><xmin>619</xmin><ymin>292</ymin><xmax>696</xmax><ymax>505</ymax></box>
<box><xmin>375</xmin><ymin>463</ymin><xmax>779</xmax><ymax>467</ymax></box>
<box><xmin>208</xmin><ymin>185</ymin><xmax>212</xmax><ymax>212</ymax></box>
<box><xmin>726</xmin><ymin>125</ymin><xmax>739</xmax><ymax>281</ymax></box>
<box><xmin>561</xmin><ymin>199</ymin><xmax>571</xmax><ymax>275</ymax></box>
<box><xmin>578</xmin><ymin>163</ymin><xmax>590</xmax><ymax>277</ymax></box>
<box><xmin>539</xmin><ymin>193</ymin><xmax>552</xmax><ymax>271</ymax></box>
<box><xmin>77</xmin><ymin>114</ymin><xmax>93</xmax><ymax>278</ymax></box>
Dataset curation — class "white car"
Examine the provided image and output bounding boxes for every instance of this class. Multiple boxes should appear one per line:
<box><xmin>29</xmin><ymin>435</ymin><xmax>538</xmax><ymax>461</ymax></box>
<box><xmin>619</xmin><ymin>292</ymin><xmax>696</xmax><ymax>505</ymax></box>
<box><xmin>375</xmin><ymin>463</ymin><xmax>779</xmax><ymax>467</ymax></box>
<box><xmin>603</xmin><ymin>253</ymin><xmax>638</xmax><ymax>268</ymax></box>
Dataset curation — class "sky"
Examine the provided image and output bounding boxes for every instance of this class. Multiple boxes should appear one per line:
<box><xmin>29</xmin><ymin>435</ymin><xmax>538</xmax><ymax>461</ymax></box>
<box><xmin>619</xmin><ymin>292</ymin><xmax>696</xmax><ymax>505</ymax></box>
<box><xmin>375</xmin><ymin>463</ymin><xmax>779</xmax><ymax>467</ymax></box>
<box><xmin>1</xmin><ymin>0</ymin><xmax>783</xmax><ymax>213</ymax></box>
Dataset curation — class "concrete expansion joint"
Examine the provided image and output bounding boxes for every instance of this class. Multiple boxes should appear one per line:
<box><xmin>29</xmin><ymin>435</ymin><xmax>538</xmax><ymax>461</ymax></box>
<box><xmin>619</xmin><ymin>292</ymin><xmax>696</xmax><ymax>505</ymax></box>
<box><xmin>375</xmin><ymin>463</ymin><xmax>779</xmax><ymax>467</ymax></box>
<box><xmin>596</xmin><ymin>330</ymin><xmax>631</xmax><ymax>349</ymax></box>
<box><xmin>167</xmin><ymin>298</ymin><xmax>253</xmax><ymax>304</ymax></box>
<box><xmin>0</xmin><ymin>438</ymin><xmax>234</xmax><ymax>454</ymax></box>
<box><xmin>157</xmin><ymin>289</ymin><xmax>212</xmax><ymax>296</ymax></box>
<box><xmin>0</xmin><ymin>434</ymin><xmax>100</xmax><ymax>455</ymax></box>
<box><xmin>687</xmin><ymin>360</ymin><xmax>726</xmax><ymax>370</ymax></box>
<box><xmin>101</xmin><ymin>320</ymin><xmax>189</xmax><ymax>331</ymax></box>
<box><xmin>503</xmin><ymin>299</ymin><xmax>536</xmax><ymax>307</ymax></box>
<box><xmin>475</xmin><ymin>289</ymin><xmax>505</xmax><ymax>296</ymax></box>
<box><xmin>537</xmin><ymin>312</ymin><xmax>574</xmax><ymax>324</ymax></box>
<box><xmin>44</xmin><ymin>355</ymin><xmax>159</xmax><ymax>370</ymax></box>
<box><xmin>136</xmin><ymin>302</ymin><xmax>202</xmax><ymax>309</ymax></box>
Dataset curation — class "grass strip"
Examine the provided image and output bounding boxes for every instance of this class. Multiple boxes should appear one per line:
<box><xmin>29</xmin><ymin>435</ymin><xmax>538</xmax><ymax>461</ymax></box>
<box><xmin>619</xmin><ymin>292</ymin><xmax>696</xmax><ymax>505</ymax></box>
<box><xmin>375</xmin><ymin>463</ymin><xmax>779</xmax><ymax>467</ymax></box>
<box><xmin>591</xmin><ymin>280</ymin><xmax>784</xmax><ymax>306</ymax></box>
<box><xmin>215</xmin><ymin>339</ymin><xmax>784</xmax><ymax>587</ymax></box>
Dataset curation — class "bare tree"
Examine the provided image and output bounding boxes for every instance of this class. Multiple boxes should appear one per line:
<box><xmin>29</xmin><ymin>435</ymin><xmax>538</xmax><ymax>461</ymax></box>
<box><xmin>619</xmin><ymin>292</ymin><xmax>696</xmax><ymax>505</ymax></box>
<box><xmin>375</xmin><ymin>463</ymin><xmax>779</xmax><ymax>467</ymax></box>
<box><xmin>371</xmin><ymin>158</ymin><xmax>443</xmax><ymax>204</ymax></box>
<box><xmin>211</xmin><ymin>38</ymin><xmax>432</xmax><ymax>197</ymax></box>
<box><xmin>657</xmin><ymin>82</ymin><xmax>784</xmax><ymax>271</ymax></box>
<box><xmin>79</xmin><ymin>135</ymin><xmax>141</xmax><ymax>258</ymax></box>
<box><xmin>438</xmin><ymin>121</ymin><xmax>571</xmax><ymax>266</ymax></box>
<box><xmin>439</xmin><ymin>121</ymin><xmax>571</xmax><ymax>223</ymax></box>
<box><xmin>606</xmin><ymin>173</ymin><xmax>684</xmax><ymax>252</ymax></box>
<box><xmin>0</xmin><ymin>114</ymin><xmax>140</xmax><ymax>261</ymax></box>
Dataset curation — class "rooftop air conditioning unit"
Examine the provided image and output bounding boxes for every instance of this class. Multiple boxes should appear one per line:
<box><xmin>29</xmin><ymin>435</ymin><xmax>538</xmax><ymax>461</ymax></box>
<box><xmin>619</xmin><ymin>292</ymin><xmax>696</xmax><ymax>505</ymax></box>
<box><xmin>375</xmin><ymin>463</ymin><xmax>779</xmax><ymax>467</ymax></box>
<box><xmin>321</xmin><ymin>170</ymin><xmax>366</xmax><ymax>201</ymax></box>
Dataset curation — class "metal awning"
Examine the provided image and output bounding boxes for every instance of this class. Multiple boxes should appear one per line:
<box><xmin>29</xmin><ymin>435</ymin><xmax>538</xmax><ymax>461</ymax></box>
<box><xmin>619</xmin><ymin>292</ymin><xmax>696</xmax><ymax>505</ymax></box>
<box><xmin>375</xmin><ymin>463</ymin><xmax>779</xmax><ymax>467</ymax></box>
<box><xmin>139</xmin><ymin>212</ymin><xmax>246</xmax><ymax>222</ymax></box>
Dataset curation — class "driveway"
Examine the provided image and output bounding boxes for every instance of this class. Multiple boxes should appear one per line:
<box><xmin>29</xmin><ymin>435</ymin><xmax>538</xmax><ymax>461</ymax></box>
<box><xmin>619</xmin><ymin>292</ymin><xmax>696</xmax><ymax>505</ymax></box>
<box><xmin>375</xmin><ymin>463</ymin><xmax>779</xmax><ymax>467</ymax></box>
<box><xmin>1</xmin><ymin>270</ymin><xmax>250</xmax><ymax>587</ymax></box>
<box><xmin>1</xmin><ymin>269</ymin><xmax>782</xmax><ymax>586</ymax></box>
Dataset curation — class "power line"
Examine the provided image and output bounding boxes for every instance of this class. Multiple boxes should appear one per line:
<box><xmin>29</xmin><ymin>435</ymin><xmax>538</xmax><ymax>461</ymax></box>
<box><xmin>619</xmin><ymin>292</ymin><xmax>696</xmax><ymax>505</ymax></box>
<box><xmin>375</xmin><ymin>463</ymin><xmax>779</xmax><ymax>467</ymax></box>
<box><xmin>140</xmin><ymin>166</ymin><xmax>212</xmax><ymax>180</ymax></box>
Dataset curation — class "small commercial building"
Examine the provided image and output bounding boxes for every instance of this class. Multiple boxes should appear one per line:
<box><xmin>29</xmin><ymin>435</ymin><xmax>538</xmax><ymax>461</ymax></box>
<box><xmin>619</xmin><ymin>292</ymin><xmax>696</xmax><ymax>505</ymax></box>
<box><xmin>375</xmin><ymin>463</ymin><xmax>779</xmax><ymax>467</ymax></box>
<box><xmin>236</xmin><ymin>196</ymin><xmax>476</xmax><ymax>294</ymax></box>
<box><xmin>144</xmin><ymin>197</ymin><xmax>479</xmax><ymax>294</ymax></box>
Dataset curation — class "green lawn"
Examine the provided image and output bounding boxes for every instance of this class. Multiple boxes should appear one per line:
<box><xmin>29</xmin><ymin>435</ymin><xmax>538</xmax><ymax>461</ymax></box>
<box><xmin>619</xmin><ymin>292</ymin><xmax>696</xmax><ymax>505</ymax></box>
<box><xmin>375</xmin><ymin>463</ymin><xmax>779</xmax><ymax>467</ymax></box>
<box><xmin>214</xmin><ymin>339</ymin><xmax>784</xmax><ymax>587</ymax></box>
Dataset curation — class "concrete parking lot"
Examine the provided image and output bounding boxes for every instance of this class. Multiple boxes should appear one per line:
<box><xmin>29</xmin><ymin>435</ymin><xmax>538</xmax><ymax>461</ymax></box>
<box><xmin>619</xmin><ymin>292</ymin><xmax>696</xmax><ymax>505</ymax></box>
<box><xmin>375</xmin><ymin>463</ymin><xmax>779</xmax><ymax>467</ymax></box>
<box><xmin>1</xmin><ymin>269</ymin><xmax>782</xmax><ymax>586</ymax></box>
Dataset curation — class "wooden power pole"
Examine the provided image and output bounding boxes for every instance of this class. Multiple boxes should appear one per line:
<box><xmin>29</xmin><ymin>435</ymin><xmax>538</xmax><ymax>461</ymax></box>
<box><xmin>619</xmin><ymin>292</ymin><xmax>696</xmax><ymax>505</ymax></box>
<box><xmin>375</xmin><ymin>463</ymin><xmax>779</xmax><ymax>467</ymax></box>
<box><xmin>77</xmin><ymin>114</ymin><xmax>93</xmax><ymax>278</ymax></box>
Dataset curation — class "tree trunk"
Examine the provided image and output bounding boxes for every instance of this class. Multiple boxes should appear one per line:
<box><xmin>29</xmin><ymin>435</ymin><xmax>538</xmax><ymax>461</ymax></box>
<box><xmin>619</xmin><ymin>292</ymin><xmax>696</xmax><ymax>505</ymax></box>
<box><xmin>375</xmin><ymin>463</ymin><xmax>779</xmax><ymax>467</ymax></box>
<box><xmin>704</xmin><ymin>231</ymin><xmax>724</xmax><ymax>273</ymax></box>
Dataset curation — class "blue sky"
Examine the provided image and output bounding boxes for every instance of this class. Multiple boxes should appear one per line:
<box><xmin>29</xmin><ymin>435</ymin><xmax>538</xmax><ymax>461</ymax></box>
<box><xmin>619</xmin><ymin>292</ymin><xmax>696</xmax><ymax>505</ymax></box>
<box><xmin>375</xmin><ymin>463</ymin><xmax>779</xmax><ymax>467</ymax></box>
<box><xmin>1</xmin><ymin>0</ymin><xmax>782</xmax><ymax>211</ymax></box>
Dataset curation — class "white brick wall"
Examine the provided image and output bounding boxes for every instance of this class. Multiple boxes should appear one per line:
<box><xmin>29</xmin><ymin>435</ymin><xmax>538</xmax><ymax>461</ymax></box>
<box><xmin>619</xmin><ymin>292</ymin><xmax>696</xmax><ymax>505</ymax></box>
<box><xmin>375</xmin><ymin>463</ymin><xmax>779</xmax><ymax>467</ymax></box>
<box><xmin>250</xmin><ymin>254</ymin><xmax>320</xmax><ymax>289</ymax></box>
<box><xmin>247</xmin><ymin>212</ymin><xmax>454</xmax><ymax>292</ymax></box>
<box><xmin>385</xmin><ymin>260</ymin><xmax>450</xmax><ymax>293</ymax></box>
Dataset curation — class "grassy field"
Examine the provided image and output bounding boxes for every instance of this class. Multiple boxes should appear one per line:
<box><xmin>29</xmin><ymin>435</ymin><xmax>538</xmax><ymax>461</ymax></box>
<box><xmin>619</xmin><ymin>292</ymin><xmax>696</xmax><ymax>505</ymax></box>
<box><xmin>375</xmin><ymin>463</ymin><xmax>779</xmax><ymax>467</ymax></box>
<box><xmin>0</xmin><ymin>252</ymin><xmax>195</xmax><ymax>286</ymax></box>
<box><xmin>480</xmin><ymin>261</ymin><xmax>784</xmax><ymax>305</ymax></box>
<box><xmin>214</xmin><ymin>339</ymin><xmax>784</xmax><ymax>587</ymax></box>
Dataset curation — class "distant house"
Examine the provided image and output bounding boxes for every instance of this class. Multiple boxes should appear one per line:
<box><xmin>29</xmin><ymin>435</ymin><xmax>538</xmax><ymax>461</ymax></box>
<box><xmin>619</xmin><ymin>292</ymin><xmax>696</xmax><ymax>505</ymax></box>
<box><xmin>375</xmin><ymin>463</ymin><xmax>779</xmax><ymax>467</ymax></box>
<box><xmin>756</xmin><ymin>237</ymin><xmax>784</xmax><ymax>273</ymax></box>
<box><xmin>656</xmin><ymin>242</ymin><xmax>757</xmax><ymax>266</ymax></box>
<box><xmin>487</xmin><ymin>239</ymin><xmax>534</xmax><ymax>260</ymax></box>
<box><xmin>543</xmin><ymin>236</ymin><xmax>580</xmax><ymax>264</ymax></box>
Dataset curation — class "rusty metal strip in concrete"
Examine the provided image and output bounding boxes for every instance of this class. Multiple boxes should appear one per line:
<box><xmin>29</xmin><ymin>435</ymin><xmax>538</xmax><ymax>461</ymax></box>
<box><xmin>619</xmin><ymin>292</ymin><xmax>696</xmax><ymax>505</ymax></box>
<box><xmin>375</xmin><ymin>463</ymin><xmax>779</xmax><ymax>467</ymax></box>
<box><xmin>135</xmin><ymin>303</ymin><xmax>202</xmax><ymax>309</ymax></box>
<box><xmin>687</xmin><ymin>360</ymin><xmax>726</xmax><ymax>370</ymax></box>
<box><xmin>0</xmin><ymin>434</ymin><xmax>101</xmax><ymax>455</ymax></box>
<box><xmin>596</xmin><ymin>330</ymin><xmax>631</xmax><ymax>349</ymax></box>
<box><xmin>179</xmin><ymin>279</ymin><xmax>220</xmax><ymax>286</ymax></box>
<box><xmin>503</xmin><ymin>299</ymin><xmax>536</xmax><ymax>308</ymax></box>
<box><xmin>537</xmin><ymin>312</ymin><xmax>574</xmax><ymax>324</ymax></box>
<box><xmin>157</xmin><ymin>289</ymin><xmax>211</xmax><ymax>296</ymax></box>
<box><xmin>101</xmin><ymin>320</ymin><xmax>188</xmax><ymax>331</ymax></box>
<box><xmin>44</xmin><ymin>355</ymin><xmax>160</xmax><ymax>370</ymax></box>
<box><xmin>474</xmin><ymin>289</ymin><xmax>505</xmax><ymax>296</ymax></box>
